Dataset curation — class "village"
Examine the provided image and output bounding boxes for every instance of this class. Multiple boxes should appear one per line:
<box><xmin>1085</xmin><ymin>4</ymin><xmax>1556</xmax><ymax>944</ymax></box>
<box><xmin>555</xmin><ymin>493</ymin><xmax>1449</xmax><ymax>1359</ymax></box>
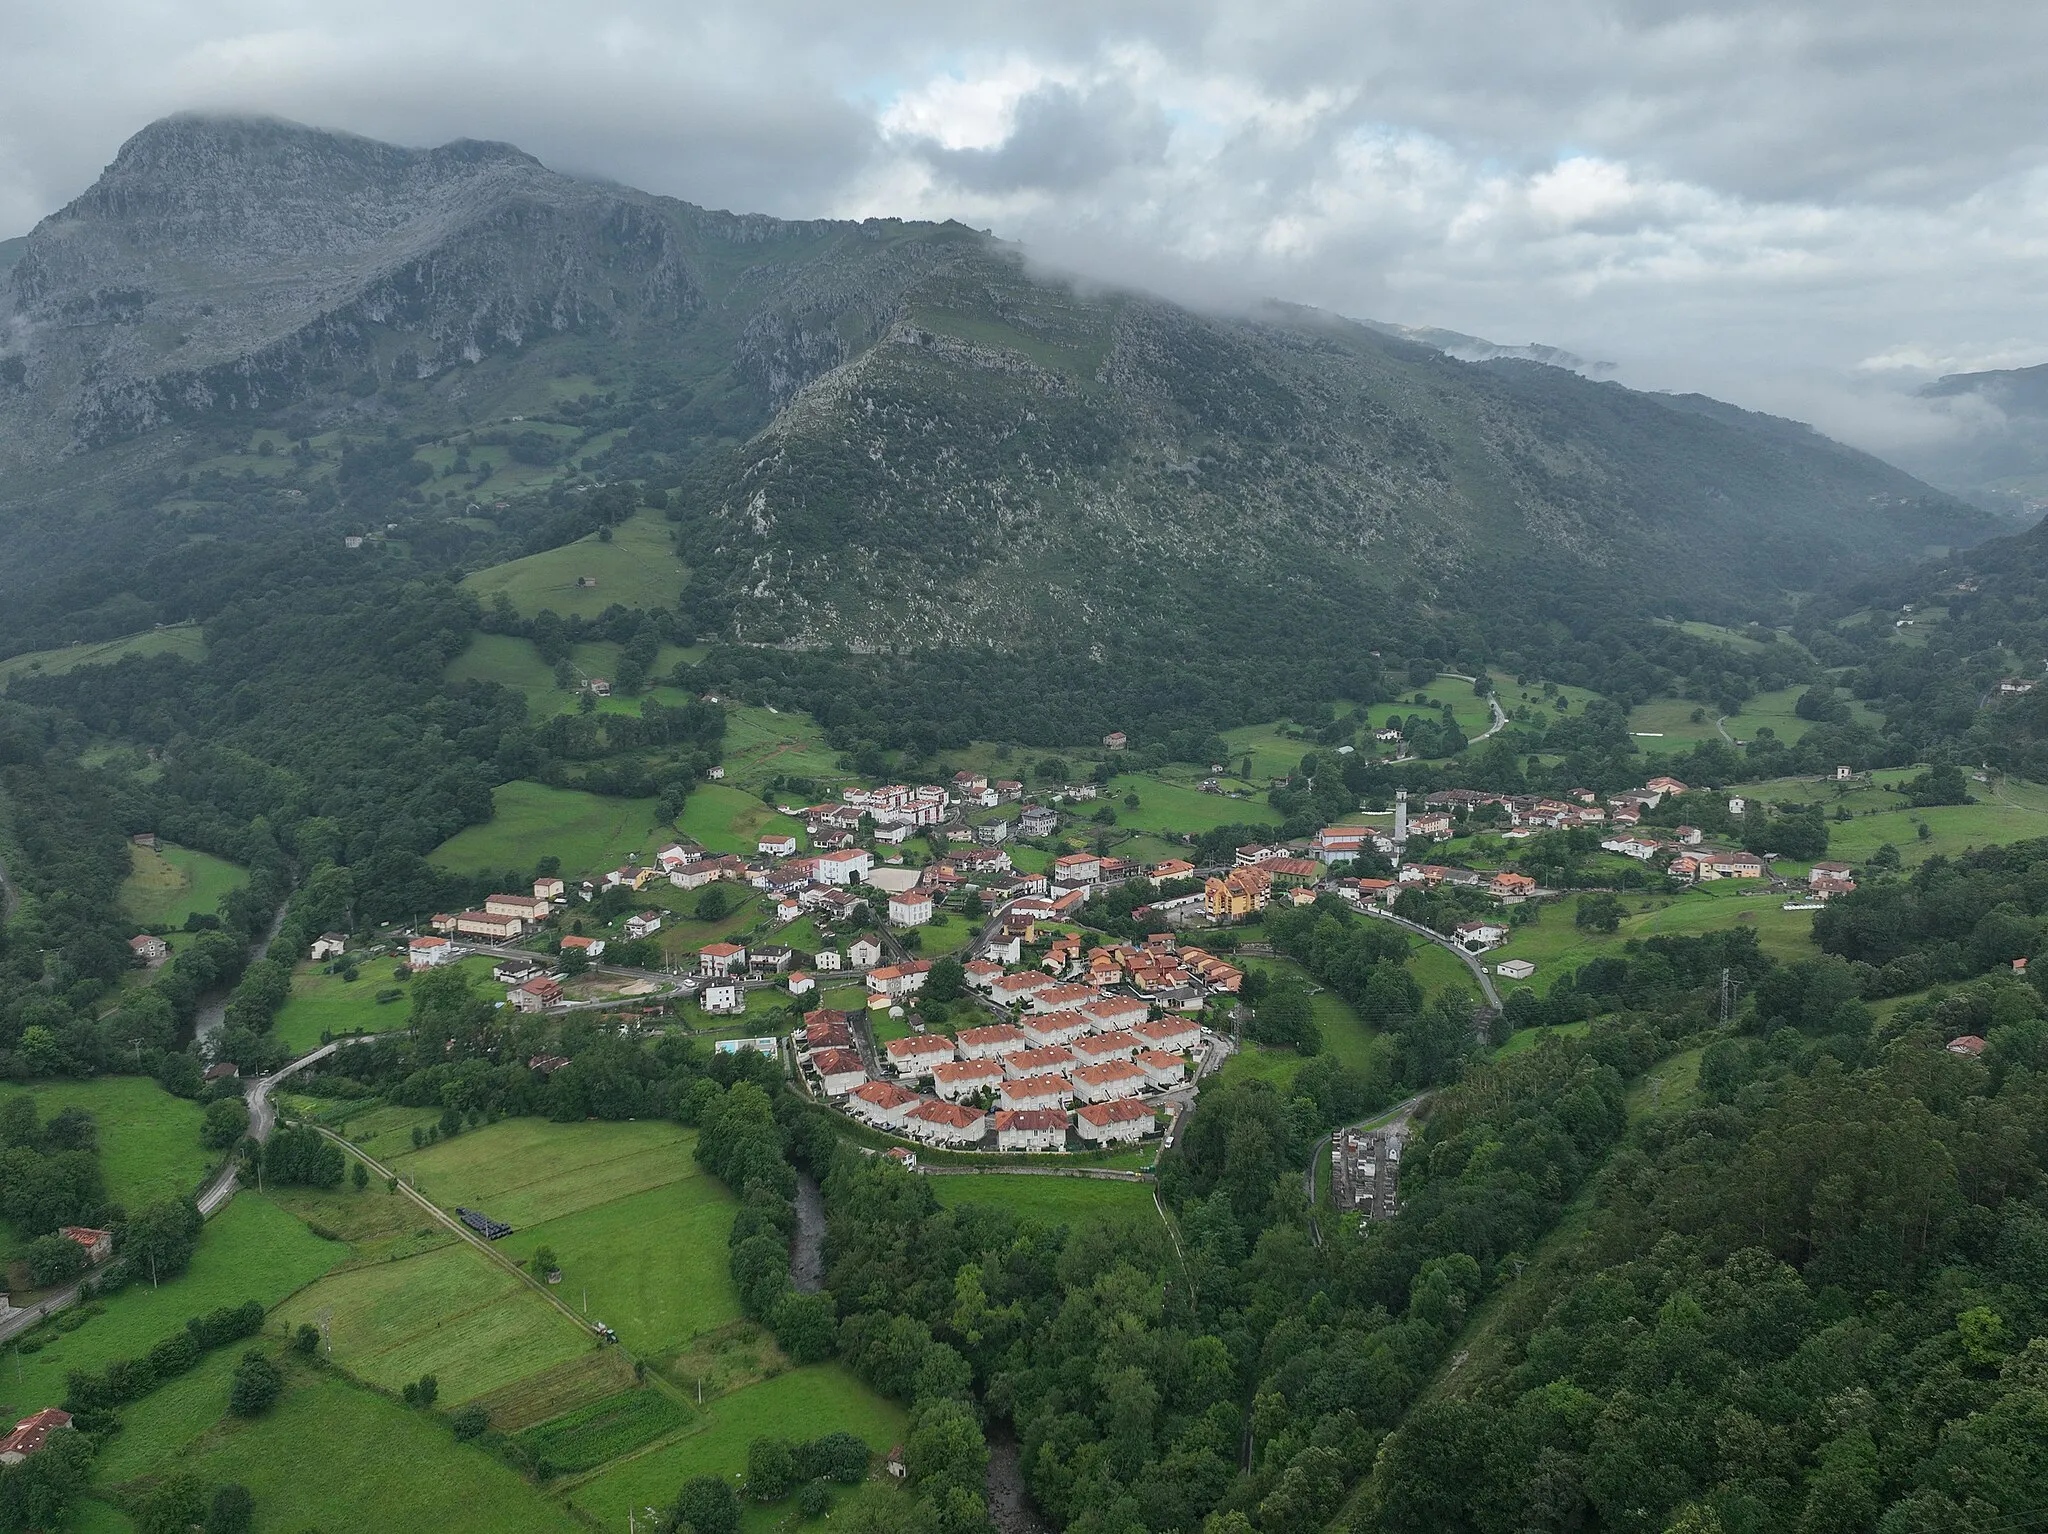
<box><xmin>284</xmin><ymin>761</ymin><xmax>1864</xmax><ymax>1161</ymax></box>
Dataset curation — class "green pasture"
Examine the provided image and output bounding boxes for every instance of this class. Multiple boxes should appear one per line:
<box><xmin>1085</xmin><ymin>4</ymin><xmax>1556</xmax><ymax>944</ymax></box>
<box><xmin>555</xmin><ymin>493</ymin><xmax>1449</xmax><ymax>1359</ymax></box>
<box><xmin>0</xmin><ymin>625</ymin><xmax>206</xmax><ymax>688</ymax></box>
<box><xmin>1625</xmin><ymin>697</ymin><xmax>1727</xmax><ymax>744</ymax></box>
<box><xmin>118</xmin><ymin>842</ymin><xmax>248</xmax><ymax>929</ymax></box>
<box><xmin>89</xmin><ymin>1345</ymin><xmax>243</xmax><ymax>1482</ymax></box>
<box><xmin>678</xmin><ymin>782</ymin><xmax>804</xmax><ymax>855</ymax></box>
<box><xmin>1406</xmin><ymin>939</ymin><xmax>1481</xmax><ymax>1006</ymax></box>
<box><xmin>1487</xmin><ymin>886</ymin><xmax>1817</xmax><ymax>991</ymax></box>
<box><xmin>386</xmin><ymin>1118</ymin><xmax>698</xmax><ymax>1229</ymax></box>
<box><xmin>460</xmin><ymin>508</ymin><xmax>686</xmax><ymax>619</ymax></box>
<box><xmin>1628</xmin><ymin>1046</ymin><xmax>1705</xmax><ymax>1119</ymax></box>
<box><xmin>497</xmin><ymin>1178</ymin><xmax>740</xmax><ymax>1356</ymax></box>
<box><xmin>1494</xmin><ymin>1020</ymin><xmax>1591</xmax><ymax>1058</ymax></box>
<box><xmin>275</xmin><ymin>1239</ymin><xmax>591</xmax><ymax>1403</ymax></box>
<box><xmin>514</xmin><ymin>1386</ymin><xmax>694</xmax><ymax>1475</ymax></box>
<box><xmin>430</xmin><ymin>780</ymin><xmax>667</xmax><ymax>878</ymax></box>
<box><xmin>1373</xmin><ymin>676</ymin><xmax>1498</xmax><ymax>738</ymax></box>
<box><xmin>14</xmin><ymin>1077</ymin><xmax>210</xmax><ymax>1214</ymax></box>
<box><xmin>1103</xmin><ymin>775</ymin><xmax>1281</xmax><ymax>835</ymax></box>
<box><xmin>1239</xmin><ymin>956</ymin><xmax>1383</xmax><ymax>1070</ymax></box>
<box><xmin>446</xmin><ymin>632</ymin><xmax>701</xmax><ymax>718</ymax></box>
<box><xmin>160</xmin><ymin>1371</ymin><xmax>582</xmax><ymax>1534</ymax></box>
<box><xmin>268</xmin><ymin>957</ymin><xmax>501</xmax><ymax>1054</ymax></box>
<box><xmin>928</xmin><ymin>1173</ymin><xmax>1157</xmax><ymax>1227</ymax></box>
<box><xmin>567</xmin><ymin>1365</ymin><xmax>906</xmax><ymax>1530</ymax></box>
<box><xmin>0</xmin><ymin>1196</ymin><xmax>340</xmax><ymax>1418</ymax></box>
<box><xmin>719</xmin><ymin>706</ymin><xmax>850</xmax><ymax>788</ymax></box>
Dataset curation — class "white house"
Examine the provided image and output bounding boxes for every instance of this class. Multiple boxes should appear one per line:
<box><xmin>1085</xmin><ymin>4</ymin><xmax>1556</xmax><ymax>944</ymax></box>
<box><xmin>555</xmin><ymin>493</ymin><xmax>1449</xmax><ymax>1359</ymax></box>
<box><xmin>699</xmin><ymin>942</ymin><xmax>747</xmax><ymax>976</ymax></box>
<box><xmin>869</xmin><ymin>962</ymin><xmax>930</xmax><ymax>998</ymax></box>
<box><xmin>1495</xmin><ymin>958</ymin><xmax>1536</xmax><ymax>981</ymax></box>
<box><xmin>931</xmin><ymin>1058</ymin><xmax>1006</xmax><ymax>1102</ymax></box>
<box><xmin>813</xmin><ymin>848</ymin><xmax>875</xmax><ymax>886</ymax></box>
<box><xmin>1080</xmin><ymin>996</ymin><xmax>1149</xmax><ymax>1033</ymax></box>
<box><xmin>888</xmin><ymin>892</ymin><xmax>935</xmax><ymax>927</ymax></box>
<box><xmin>758</xmin><ymin>833</ymin><xmax>798</xmax><ymax>858</ymax></box>
<box><xmin>1072</xmin><ymin>1031</ymin><xmax>1143</xmax><ymax>1066</ymax></box>
<box><xmin>1076</xmin><ymin>1099</ymin><xmax>1152</xmax><ymax>1145</ymax></box>
<box><xmin>956</xmin><ymin>1023</ymin><xmax>1031</xmax><ymax>1061</ymax></box>
<box><xmin>1071</xmin><ymin>1060</ymin><xmax>1148</xmax><ymax>1103</ymax></box>
<box><xmin>810</xmin><ymin>1047</ymin><xmax>869</xmax><ymax>1097</ymax></box>
<box><xmin>534</xmin><ymin>877</ymin><xmax>566</xmax><ymax>901</ymax></box>
<box><xmin>885</xmin><ymin>1035</ymin><xmax>958</xmax><ymax>1078</ymax></box>
<box><xmin>849</xmin><ymin>1079</ymin><xmax>921</xmax><ymax>1130</ymax></box>
<box><xmin>623</xmin><ymin>911</ymin><xmax>663</xmax><ymax>941</ymax></box>
<box><xmin>1132</xmin><ymin>1017</ymin><xmax>1202</xmax><ymax>1053</ymax></box>
<box><xmin>904</xmin><ymin>1100</ymin><xmax>987</xmax><ymax>1147</ymax></box>
<box><xmin>999</xmin><ymin>1075</ymin><xmax>1073</xmax><ymax>1111</ymax></box>
<box><xmin>408</xmin><ymin>936</ymin><xmax>455</xmax><ymax>969</ymax></box>
<box><xmin>309</xmin><ymin>933</ymin><xmax>347</xmax><ymax>962</ymax></box>
<box><xmin>1021</xmin><ymin>1010</ymin><xmax>1093</xmax><ymax>1048</ymax></box>
<box><xmin>701</xmin><ymin>979</ymin><xmax>745</xmax><ymax>1015</ymax></box>
<box><xmin>847</xmin><ymin>937</ymin><xmax>884</xmax><ymax>968</ymax></box>
<box><xmin>1004</xmin><ymin>1044</ymin><xmax>1077</xmax><ymax>1079</ymax></box>
<box><xmin>995</xmin><ymin>1108</ymin><xmax>1069</xmax><ymax>1152</ymax></box>
<box><xmin>1134</xmin><ymin>1049</ymin><xmax>1186</xmax><ymax>1089</ymax></box>
<box><xmin>1454</xmin><ymin>920</ymin><xmax>1509</xmax><ymax>949</ymax></box>
<box><xmin>813</xmin><ymin>949</ymin><xmax>843</xmax><ymax>971</ymax></box>
<box><xmin>786</xmin><ymin>971</ymin><xmax>817</xmax><ymax>997</ymax></box>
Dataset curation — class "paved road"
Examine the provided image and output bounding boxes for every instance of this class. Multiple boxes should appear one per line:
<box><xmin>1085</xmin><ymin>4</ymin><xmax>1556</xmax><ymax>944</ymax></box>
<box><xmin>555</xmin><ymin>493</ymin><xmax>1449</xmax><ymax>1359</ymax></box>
<box><xmin>1361</xmin><ymin>906</ymin><xmax>1501</xmax><ymax>1010</ymax></box>
<box><xmin>0</xmin><ymin>1038</ymin><xmax>348</xmax><ymax>1342</ymax></box>
<box><xmin>1442</xmin><ymin>674</ymin><xmax>1509</xmax><ymax>743</ymax></box>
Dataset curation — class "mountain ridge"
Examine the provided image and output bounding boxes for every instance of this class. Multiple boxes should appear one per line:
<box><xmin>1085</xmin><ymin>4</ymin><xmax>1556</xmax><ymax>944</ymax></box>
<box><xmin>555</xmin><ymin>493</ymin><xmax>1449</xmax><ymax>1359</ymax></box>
<box><xmin>0</xmin><ymin>112</ymin><xmax>2001</xmax><ymax>654</ymax></box>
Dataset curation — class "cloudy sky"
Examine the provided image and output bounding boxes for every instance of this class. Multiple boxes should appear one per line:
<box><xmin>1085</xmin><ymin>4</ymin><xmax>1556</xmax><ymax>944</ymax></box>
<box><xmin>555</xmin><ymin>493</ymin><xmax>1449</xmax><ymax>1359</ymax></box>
<box><xmin>3</xmin><ymin>0</ymin><xmax>2043</xmax><ymax>465</ymax></box>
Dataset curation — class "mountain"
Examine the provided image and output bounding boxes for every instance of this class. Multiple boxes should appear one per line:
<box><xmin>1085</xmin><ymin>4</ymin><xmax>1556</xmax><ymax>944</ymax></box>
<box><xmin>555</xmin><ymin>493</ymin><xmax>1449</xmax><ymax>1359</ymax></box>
<box><xmin>1359</xmin><ymin>319</ymin><xmax>1611</xmax><ymax>374</ymax></box>
<box><xmin>0</xmin><ymin>113</ymin><xmax>1999</xmax><ymax>655</ymax></box>
<box><xmin>1904</xmin><ymin>362</ymin><xmax>2048</xmax><ymax>511</ymax></box>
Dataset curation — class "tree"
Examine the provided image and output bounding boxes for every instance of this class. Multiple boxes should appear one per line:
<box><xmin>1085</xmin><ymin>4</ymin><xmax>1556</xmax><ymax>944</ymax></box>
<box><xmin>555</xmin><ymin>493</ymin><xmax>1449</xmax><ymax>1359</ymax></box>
<box><xmin>771</xmin><ymin>1291</ymin><xmax>838</xmax><ymax>1363</ymax></box>
<box><xmin>531</xmin><ymin>1245</ymin><xmax>559</xmax><ymax>1279</ymax></box>
<box><xmin>451</xmin><ymin>1405</ymin><xmax>489</xmax><ymax>1441</ymax></box>
<box><xmin>747</xmin><ymin>1436</ymin><xmax>798</xmax><ymax>1499</ymax></box>
<box><xmin>24</xmin><ymin>1234</ymin><xmax>86</xmax><ymax>1287</ymax></box>
<box><xmin>924</xmin><ymin>957</ymin><xmax>966</xmax><ymax>1004</ymax></box>
<box><xmin>1575</xmin><ymin>892</ymin><xmax>1625</xmax><ymax>933</ymax></box>
<box><xmin>200</xmin><ymin>1097</ymin><xmax>250</xmax><ymax>1150</ymax></box>
<box><xmin>228</xmin><ymin>1350</ymin><xmax>283</xmax><ymax>1416</ymax></box>
<box><xmin>205</xmin><ymin>1484</ymin><xmax>255</xmax><ymax>1534</ymax></box>
<box><xmin>351</xmin><ymin>1160</ymin><xmax>369</xmax><ymax>1191</ymax></box>
<box><xmin>696</xmin><ymin>885</ymin><xmax>732</xmax><ymax>921</ymax></box>
<box><xmin>293</xmin><ymin>1323</ymin><xmax>321</xmax><ymax>1356</ymax></box>
<box><xmin>401</xmin><ymin>1374</ymin><xmax>439</xmax><ymax>1408</ymax></box>
<box><xmin>675</xmin><ymin>1474</ymin><xmax>741</xmax><ymax>1534</ymax></box>
<box><xmin>137</xmin><ymin>1472</ymin><xmax>210</xmax><ymax>1534</ymax></box>
<box><xmin>122</xmin><ymin>1199</ymin><xmax>203</xmax><ymax>1283</ymax></box>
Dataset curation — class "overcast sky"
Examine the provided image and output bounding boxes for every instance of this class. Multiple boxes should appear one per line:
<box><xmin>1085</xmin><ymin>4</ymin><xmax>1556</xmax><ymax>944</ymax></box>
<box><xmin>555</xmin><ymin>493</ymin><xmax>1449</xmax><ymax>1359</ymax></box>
<box><xmin>3</xmin><ymin>0</ymin><xmax>2043</xmax><ymax>462</ymax></box>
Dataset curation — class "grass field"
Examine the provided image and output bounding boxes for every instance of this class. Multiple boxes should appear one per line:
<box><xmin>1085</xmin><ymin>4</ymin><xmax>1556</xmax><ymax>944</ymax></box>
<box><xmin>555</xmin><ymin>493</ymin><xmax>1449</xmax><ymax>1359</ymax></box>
<box><xmin>927</xmin><ymin>1173</ymin><xmax>1158</xmax><ymax>1226</ymax></box>
<box><xmin>1239</xmin><ymin>957</ymin><xmax>1384</xmax><ymax>1070</ymax></box>
<box><xmin>381</xmin><ymin>1119</ymin><xmax>736</xmax><ymax>1358</ymax></box>
<box><xmin>566</xmin><ymin>1365</ymin><xmax>906</xmax><ymax>1530</ymax></box>
<box><xmin>498</xmin><ymin>1180</ymin><xmax>740</xmax><ymax>1356</ymax></box>
<box><xmin>1406</xmin><ymin>939</ymin><xmax>1481</xmax><ymax>1005</ymax></box>
<box><xmin>1624</xmin><ymin>696</ymin><xmax>1727</xmax><ymax>743</ymax></box>
<box><xmin>515</xmin><ymin>1386</ymin><xmax>695</xmax><ymax>1474</ymax></box>
<box><xmin>1628</xmin><ymin>1047</ymin><xmax>1705</xmax><ymax>1118</ymax></box>
<box><xmin>118</xmin><ymin>842</ymin><xmax>248</xmax><ymax>929</ymax></box>
<box><xmin>1487</xmin><ymin>886</ymin><xmax>1819</xmax><ymax>994</ymax></box>
<box><xmin>276</xmin><ymin>1238</ymin><xmax>592</xmax><ymax>1403</ymax></box>
<box><xmin>0</xmin><ymin>626</ymin><xmax>206</xmax><ymax>688</ymax></box>
<box><xmin>0</xmin><ymin>1196</ymin><xmax>341</xmax><ymax>1420</ymax></box>
<box><xmin>1103</xmin><ymin>775</ymin><xmax>1281</xmax><ymax>835</ymax></box>
<box><xmin>679</xmin><ymin>782</ymin><xmax>804</xmax><ymax>855</ymax></box>
<box><xmin>164</xmin><ymin>1371</ymin><xmax>583</xmax><ymax>1534</ymax></box>
<box><xmin>446</xmin><ymin>633</ymin><xmax>702</xmax><ymax>718</ymax></box>
<box><xmin>1495</xmin><ymin>1020</ymin><xmax>1591</xmax><ymax>1057</ymax></box>
<box><xmin>430</xmin><ymin>780</ymin><xmax>667</xmax><ymax>878</ymax></box>
<box><xmin>15</xmin><ymin>1077</ymin><xmax>211</xmax><ymax>1213</ymax></box>
<box><xmin>719</xmin><ymin>706</ymin><xmax>851</xmax><ymax>790</ymax></box>
<box><xmin>268</xmin><ymin>957</ymin><xmax>460</xmax><ymax>1055</ymax></box>
<box><xmin>460</xmin><ymin>508</ymin><xmax>686</xmax><ymax>620</ymax></box>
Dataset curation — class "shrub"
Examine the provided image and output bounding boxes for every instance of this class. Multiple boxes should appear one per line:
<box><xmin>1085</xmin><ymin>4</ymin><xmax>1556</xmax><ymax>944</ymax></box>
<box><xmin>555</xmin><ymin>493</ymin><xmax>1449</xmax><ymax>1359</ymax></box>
<box><xmin>228</xmin><ymin>1350</ymin><xmax>283</xmax><ymax>1416</ymax></box>
<box><xmin>451</xmin><ymin>1404</ymin><xmax>489</xmax><ymax>1441</ymax></box>
<box><xmin>797</xmin><ymin>1481</ymin><xmax>833</xmax><ymax>1517</ymax></box>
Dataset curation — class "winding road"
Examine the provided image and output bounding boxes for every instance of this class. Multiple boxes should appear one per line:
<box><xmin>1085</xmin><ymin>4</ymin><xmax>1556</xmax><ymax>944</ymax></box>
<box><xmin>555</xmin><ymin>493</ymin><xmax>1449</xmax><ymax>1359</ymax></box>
<box><xmin>1361</xmin><ymin>905</ymin><xmax>1501</xmax><ymax>1010</ymax></box>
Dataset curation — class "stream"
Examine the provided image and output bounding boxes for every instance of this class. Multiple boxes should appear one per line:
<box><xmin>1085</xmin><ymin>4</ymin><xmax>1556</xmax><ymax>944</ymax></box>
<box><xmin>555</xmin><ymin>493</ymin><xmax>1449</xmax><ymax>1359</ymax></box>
<box><xmin>986</xmin><ymin>1432</ymin><xmax>1050</xmax><ymax>1534</ymax></box>
<box><xmin>791</xmin><ymin>1170</ymin><xmax>827</xmax><ymax>1293</ymax></box>
<box><xmin>194</xmin><ymin>898</ymin><xmax>292</xmax><ymax>1041</ymax></box>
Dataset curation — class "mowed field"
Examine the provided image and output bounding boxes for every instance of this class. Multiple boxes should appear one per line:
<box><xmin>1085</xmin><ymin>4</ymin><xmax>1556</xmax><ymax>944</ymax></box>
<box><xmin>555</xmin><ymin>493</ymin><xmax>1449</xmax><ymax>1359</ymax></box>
<box><xmin>446</xmin><ymin>632</ymin><xmax>703</xmax><ymax>718</ymax></box>
<box><xmin>1486</xmin><ymin>885</ymin><xmax>1820</xmax><ymax>994</ymax></box>
<box><xmin>928</xmin><ymin>1173</ymin><xmax>1159</xmax><ymax>1226</ymax></box>
<box><xmin>566</xmin><ymin>1365</ymin><xmax>906</xmax><ymax>1533</ymax></box>
<box><xmin>430</xmin><ymin>780</ymin><xmax>667</xmax><ymax>877</ymax></box>
<box><xmin>718</xmin><ymin>706</ymin><xmax>850</xmax><ymax>790</ymax></box>
<box><xmin>381</xmin><ymin>1119</ymin><xmax>735</xmax><ymax>1362</ymax></box>
<box><xmin>16</xmin><ymin>1077</ymin><xmax>212</xmax><ymax>1212</ymax></box>
<box><xmin>1103</xmin><ymin>775</ymin><xmax>1280</xmax><ymax>835</ymax></box>
<box><xmin>0</xmin><ymin>1195</ymin><xmax>341</xmax><ymax>1419</ymax></box>
<box><xmin>270</xmin><ymin>954</ymin><xmax>502</xmax><ymax>1054</ymax></box>
<box><xmin>133</xmin><ymin>1370</ymin><xmax>584</xmax><ymax>1534</ymax></box>
<box><xmin>678</xmin><ymin>782</ymin><xmax>805</xmax><ymax>855</ymax></box>
<box><xmin>118</xmin><ymin>841</ymin><xmax>248</xmax><ymax>928</ymax></box>
<box><xmin>460</xmin><ymin>508</ymin><xmax>686</xmax><ymax>619</ymax></box>
<box><xmin>0</xmin><ymin>624</ymin><xmax>206</xmax><ymax>687</ymax></box>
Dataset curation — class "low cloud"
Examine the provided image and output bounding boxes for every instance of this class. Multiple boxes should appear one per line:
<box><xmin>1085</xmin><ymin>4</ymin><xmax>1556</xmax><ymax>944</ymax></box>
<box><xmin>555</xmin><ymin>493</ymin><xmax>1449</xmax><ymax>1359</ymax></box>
<box><xmin>3</xmin><ymin>0</ymin><xmax>2047</xmax><ymax>474</ymax></box>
